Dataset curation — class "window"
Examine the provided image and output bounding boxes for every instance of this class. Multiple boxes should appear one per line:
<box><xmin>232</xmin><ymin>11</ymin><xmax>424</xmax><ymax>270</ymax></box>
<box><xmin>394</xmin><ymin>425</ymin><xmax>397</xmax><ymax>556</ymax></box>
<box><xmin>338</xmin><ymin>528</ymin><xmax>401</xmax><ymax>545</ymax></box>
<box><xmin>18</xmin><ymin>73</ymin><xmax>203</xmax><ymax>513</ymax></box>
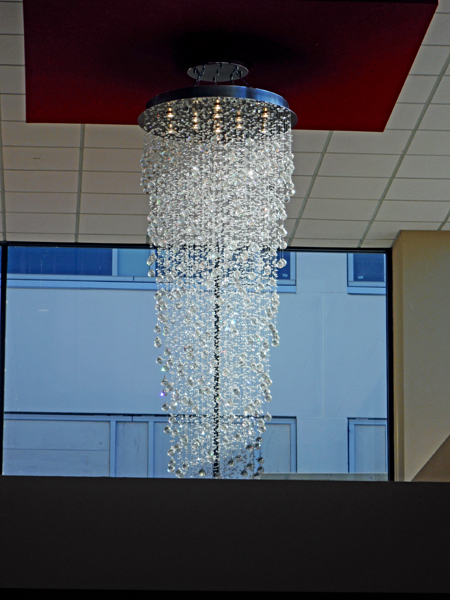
<box><xmin>347</xmin><ymin>253</ymin><xmax>386</xmax><ymax>295</ymax></box>
<box><xmin>2</xmin><ymin>246</ymin><xmax>389</xmax><ymax>480</ymax></box>
<box><xmin>348</xmin><ymin>418</ymin><xmax>388</xmax><ymax>474</ymax></box>
<box><xmin>8</xmin><ymin>247</ymin><xmax>295</xmax><ymax>293</ymax></box>
<box><xmin>3</xmin><ymin>413</ymin><xmax>296</xmax><ymax>477</ymax></box>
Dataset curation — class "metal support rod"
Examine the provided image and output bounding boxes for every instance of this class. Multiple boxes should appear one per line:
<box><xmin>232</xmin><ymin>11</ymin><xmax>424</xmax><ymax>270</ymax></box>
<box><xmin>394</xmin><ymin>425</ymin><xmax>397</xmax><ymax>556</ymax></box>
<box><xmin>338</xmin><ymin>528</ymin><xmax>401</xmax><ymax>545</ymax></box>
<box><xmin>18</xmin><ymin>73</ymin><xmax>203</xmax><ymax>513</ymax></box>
<box><xmin>212</xmin><ymin>254</ymin><xmax>220</xmax><ymax>478</ymax></box>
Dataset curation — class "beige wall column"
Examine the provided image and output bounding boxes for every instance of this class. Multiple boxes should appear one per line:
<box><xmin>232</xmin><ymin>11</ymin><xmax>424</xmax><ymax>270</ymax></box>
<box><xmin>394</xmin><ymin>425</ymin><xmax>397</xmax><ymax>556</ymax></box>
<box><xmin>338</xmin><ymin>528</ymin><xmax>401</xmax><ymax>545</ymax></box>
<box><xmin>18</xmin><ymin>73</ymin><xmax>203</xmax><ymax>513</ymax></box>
<box><xmin>392</xmin><ymin>231</ymin><xmax>450</xmax><ymax>481</ymax></box>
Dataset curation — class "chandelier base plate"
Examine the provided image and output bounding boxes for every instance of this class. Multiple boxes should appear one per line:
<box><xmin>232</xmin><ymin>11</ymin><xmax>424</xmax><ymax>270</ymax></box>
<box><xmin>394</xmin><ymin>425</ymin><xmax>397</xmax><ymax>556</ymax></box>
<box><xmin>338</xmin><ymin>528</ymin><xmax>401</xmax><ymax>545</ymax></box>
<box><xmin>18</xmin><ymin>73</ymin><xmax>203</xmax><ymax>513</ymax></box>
<box><xmin>139</xmin><ymin>85</ymin><xmax>298</xmax><ymax>129</ymax></box>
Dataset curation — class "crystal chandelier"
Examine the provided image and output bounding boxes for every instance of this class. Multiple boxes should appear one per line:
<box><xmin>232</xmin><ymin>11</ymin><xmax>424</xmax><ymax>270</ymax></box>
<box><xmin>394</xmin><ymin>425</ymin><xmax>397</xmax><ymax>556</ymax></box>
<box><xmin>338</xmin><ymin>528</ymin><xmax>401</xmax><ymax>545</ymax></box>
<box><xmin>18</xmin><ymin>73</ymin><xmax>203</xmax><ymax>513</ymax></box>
<box><xmin>139</xmin><ymin>62</ymin><xmax>296</xmax><ymax>479</ymax></box>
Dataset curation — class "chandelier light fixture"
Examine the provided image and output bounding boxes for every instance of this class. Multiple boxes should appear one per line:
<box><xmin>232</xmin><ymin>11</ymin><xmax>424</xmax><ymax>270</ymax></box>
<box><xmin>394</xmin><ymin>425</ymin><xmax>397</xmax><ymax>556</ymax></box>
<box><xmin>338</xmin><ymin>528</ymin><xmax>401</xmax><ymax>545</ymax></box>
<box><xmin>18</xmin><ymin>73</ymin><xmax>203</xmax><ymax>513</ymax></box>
<box><xmin>139</xmin><ymin>62</ymin><xmax>296</xmax><ymax>479</ymax></box>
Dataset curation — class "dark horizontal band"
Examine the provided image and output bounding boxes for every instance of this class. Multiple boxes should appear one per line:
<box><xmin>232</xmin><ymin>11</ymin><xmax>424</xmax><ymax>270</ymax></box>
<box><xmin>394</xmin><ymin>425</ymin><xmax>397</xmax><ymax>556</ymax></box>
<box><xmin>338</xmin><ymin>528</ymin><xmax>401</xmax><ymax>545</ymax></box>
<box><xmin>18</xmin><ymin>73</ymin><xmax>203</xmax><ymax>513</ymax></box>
<box><xmin>139</xmin><ymin>85</ymin><xmax>297</xmax><ymax>127</ymax></box>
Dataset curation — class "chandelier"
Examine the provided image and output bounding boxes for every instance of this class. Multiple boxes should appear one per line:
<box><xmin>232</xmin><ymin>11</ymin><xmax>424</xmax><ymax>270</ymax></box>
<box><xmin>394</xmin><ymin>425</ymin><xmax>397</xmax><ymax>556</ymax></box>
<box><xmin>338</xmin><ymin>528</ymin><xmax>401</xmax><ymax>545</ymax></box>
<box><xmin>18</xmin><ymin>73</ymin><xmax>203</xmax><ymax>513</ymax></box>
<box><xmin>138</xmin><ymin>62</ymin><xmax>296</xmax><ymax>479</ymax></box>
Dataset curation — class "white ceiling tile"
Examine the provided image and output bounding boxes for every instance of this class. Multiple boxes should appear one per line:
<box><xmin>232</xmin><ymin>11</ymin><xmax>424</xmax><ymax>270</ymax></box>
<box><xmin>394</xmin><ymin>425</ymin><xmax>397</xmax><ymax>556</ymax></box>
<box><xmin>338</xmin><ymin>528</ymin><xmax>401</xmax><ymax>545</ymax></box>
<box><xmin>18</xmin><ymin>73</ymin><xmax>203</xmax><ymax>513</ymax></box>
<box><xmin>432</xmin><ymin>75</ymin><xmax>450</xmax><ymax>102</ymax></box>
<box><xmin>396</xmin><ymin>155</ymin><xmax>450</xmax><ymax>178</ymax></box>
<box><xmin>360</xmin><ymin>239</ymin><xmax>393</xmax><ymax>248</ymax></box>
<box><xmin>0</xmin><ymin>65</ymin><xmax>24</xmax><ymax>93</ymax></box>
<box><xmin>386</xmin><ymin>177</ymin><xmax>450</xmax><ymax>200</ymax></box>
<box><xmin>6</xmin><ymin>192</ymin><xmax>77</xmax><ymax>213</ymax></box>
<box><xmin>290</xmin><ymin>238</ymin><xmax>359</xmax><ymax>248</ymax></box>
<box><xmin>4</xmin><ymin>170</ymin><xmax>79</xmax><ymax>193</ymax></box>
<box><xmin>77</xmin><ymin>234</ymin><xmax>147</xmax><ymax>244</ymax></box>
<box><xmin>396</xmin><ymin>75</ymin><xmax>438</xmax><ymax>103</ymax></box>
<box><xmin>441</xmin><ymin>222</ymin><xmax>450</xmax><ymax>229</ymax></box>
<box><xmin>376</xmin><ymin>200</ymin><xmax>450</xmax><ymax>222</ymax></box>
<box><xmin>0</xmin><ymin>93</ymin><xmax>25</xmax><ymax>120</ymax></box>
<box><xmin>437</xmin><ymin>0</ymin><xmax>450</xmax><ymax>12</ymax></box>
<box><xmin>78</xmin><ymin>214</ymin><xmax>146</xmax><ymax>235</ymax></box>
<box><xmin>291</xmin><ymin>175</ymin><xmax>312</xmax><ymax>197</ymax></box>
<box><xmin>83</xmin><ymin>148</ymin><xmax>142</xmax><ymax>172</ymax></box>
<box><xmin>319</xmin><ymin>154</ymin><xmax>398</xmax><ymax>177</ymax></box>
<box><xmin>2</xmin><ymin>122</ymin><xmax>81</xmax><ymax>146</ymax></box>
<box><xmin>311</xmin><ymin>176</ymin><xmax>388</xmax><ymax>199</ymax></box>
<box><xmin>80</xmin><ymin>193</ymin><xmax>149</xmax><ymax>215</ymax></box>
<box><xmin>285</xmin><ymin>197</ymin><xmax>303</xmax><ymax>219</ymax></box>
<box><xmin>0</xmin><ymin>34</ymin><xmax>24</xmax><ymax>65</ymax></box>
<box><xmin>409</xmin><ymin>45</ymin><xmax>449</xmax><ymax>75</ymax></box>
<box><xmin>422</xmin><ymin>14</ymin><xmax>450</xmax><ymax>46</ymax></box>
<box><xmin>292</xmin><ymin>153</ymin><xmax>321</xmax><ymax>176</ymax></box>
<box><xmin>408</xmin><ymin>130</ymin><xmax>450</xmax><ymax>154</ymax></box>
<box><xmin>419</xmin><ymin>104</ymin><xmax>450</xmax><ymax>129</ymax></box>
<box><xmin>81</xmin><ymin>171</ymin><xmax>142</xmax><ymax>195</ymax></box>
<box><xmin>295</xmin><ymin>219</ymin><xmax>367</xmax><ymax>239</ymax></box>
<box><xmin>292</xmin><ymin>130</ymin><xmax>329</xmax><ymax>153</ymax></box>
<box><xmin>327</xmin><ymin>130</ymin><xmax>410</xmax><ymax>155</ymax></box>
<box><xmin>3</xmin><ymin>147</ymin><xmax>80</xmax><ymax>170</ymax></box>
<box><xmin>6</xmin><ymin>212</ymin><xmax>76</xmax><ymax>234</ymax></box>
<box><xmin>302</xmin><ymin>198</ymin><xmax>378</xmax><ymax>221</ymax></box>
<box><xmin>6</xmin><ymin>233</ymin><xmax>76</xmax><ymax>242</ymax></box>
<box><xmin>366</xmin><ymin>221</ymin><xmax>439</xmax><ymax>240</ymax></box>
<box><xmin>0</xmin><ymin>2</ymin><xmax>23</xmax><ymax>34</ymax></box>
<box><xmin>284</xmin><ymin>219</ymin><xmax>297</xmax><ymax>236</ymax></box>
<box><xmin>385</xmin><ymin>103</ymin><xmax>424</xmax><ymax>130</ymax></box>
<box><xmin>84</xmin><ymin>125</ymin><xmax>144</xmax><ymax>148</ymax></box>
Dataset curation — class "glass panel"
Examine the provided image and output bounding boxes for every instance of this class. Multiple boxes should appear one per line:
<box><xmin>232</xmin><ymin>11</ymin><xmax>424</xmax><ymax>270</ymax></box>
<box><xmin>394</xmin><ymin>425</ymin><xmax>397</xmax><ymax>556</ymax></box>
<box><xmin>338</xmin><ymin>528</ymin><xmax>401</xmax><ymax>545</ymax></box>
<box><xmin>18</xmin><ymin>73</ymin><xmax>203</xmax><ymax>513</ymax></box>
<box><xmin>8</xmin><ymin>246</ymin><xmax>113</xmax><ymax>276</ymax></box>
<box><xmin>115</xmin><ymin>421</ymin><xmax>148</xmax><ymax>477</ymax></box>
<box><xmin>2</xmin><ymin>247</ymin><xmax>388</xmax><ymax>478</ymax></box>
<box><xmin>353</xmin><ymin>253</ymin><xmax>385</xmax><ymax>282</ymax></box>
<box><xmin>277</xmin><ymin>251</ymin><xmax>291</xmax><ymax>280</ymax></box>
<box><xmin>354</xmin><ymin>424</ymin><xmax>387</xmax><ymax>473</ymax></box>
<box><xmin>117</xmin><ymin>249</ymin><xmax>149</xmax><ymax>277</ymax></box>
<box><xmin>3</xmin><ymin>419</ymin><xmax>110</xmax><ymax>476</ymax></box>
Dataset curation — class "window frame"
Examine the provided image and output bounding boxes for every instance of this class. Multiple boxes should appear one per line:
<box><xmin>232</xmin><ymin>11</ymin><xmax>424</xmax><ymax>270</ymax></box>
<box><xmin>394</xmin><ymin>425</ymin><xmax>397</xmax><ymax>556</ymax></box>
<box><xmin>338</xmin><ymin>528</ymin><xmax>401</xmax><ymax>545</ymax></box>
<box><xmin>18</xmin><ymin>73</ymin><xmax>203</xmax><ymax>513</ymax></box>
<box><xmin>0</xmin><ymin>242</ymin><xmax>393</xmax><ymax>481</ymax></box>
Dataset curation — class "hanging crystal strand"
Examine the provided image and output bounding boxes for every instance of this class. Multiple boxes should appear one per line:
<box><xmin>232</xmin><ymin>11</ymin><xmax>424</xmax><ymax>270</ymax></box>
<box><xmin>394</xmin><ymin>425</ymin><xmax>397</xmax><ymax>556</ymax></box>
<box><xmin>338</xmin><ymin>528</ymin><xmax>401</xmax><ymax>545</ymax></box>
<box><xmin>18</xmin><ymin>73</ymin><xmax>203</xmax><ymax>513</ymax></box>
<box><xmin>141</xmin><ymin>96</ymin><xmax>295</xmax><ymax>478</ymax></box>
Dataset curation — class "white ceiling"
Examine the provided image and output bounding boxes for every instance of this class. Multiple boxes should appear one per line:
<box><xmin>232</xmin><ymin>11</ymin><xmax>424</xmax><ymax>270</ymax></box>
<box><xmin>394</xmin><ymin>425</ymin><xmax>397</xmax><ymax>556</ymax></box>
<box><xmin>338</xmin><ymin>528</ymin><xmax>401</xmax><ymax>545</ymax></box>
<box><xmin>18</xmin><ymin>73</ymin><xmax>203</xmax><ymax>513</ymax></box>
<box><xmin>0</xmin><ymin>0</ymin><xmax>450</xmax><ymax>248</ymax></box>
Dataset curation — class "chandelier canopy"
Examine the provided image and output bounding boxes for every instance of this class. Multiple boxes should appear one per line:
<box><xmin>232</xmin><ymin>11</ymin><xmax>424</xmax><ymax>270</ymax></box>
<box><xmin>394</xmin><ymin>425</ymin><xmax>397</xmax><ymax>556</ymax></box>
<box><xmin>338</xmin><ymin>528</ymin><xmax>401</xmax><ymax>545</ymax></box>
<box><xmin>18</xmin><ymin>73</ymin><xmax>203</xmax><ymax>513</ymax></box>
<box><xmin>139</xmin><ymin>75</ymin><xmax>296</xmax><ymax>479</ymax></box>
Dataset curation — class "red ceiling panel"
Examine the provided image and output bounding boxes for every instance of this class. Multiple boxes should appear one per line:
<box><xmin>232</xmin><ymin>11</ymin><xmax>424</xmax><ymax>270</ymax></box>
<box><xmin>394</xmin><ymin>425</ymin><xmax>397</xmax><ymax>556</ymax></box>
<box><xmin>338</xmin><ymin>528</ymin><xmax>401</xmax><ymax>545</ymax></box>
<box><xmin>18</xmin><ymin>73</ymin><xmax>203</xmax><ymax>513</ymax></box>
<box><xmin>23</xmin><ymin>0</ymin><xmax>438</xmax><ymax>131</ymax></box>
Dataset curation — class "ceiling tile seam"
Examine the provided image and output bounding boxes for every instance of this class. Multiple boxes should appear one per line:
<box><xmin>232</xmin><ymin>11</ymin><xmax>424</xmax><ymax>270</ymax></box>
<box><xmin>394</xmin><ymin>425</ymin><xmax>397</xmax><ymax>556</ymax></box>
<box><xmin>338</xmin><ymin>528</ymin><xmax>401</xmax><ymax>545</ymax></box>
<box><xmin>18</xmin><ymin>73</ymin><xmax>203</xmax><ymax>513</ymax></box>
<box><xmin>0</xmin><ymin>169</ymin><xmax>443</xmax><ymax>175</ymax></box>
<box><xmin>357</xmin><ymin>48</ymin><xmax>450</xmax><ymax>248</ymax></box>
<box><xmin>0</xmin><ymin>100</ymin><xmax>7</xmax><ymax>240</ymax></box>
<box><xmin>3</xmin><ymin>191</ymin><xmax>144</xmax><ymax>196</ymax></box>
<box><xmin>74</xmin><ymin>124</ymin><xmax>85</xmax><ymax>243</ymax></box>
<box><xmin>4</xmin><ymin>169</ymin><xmax>83</xmax><ymax>172</ymax></box>
<box><xmin>311</xmin><ymin>153</ymin><xmax>450</xmax><ymax>158</ymax></box>
<box><xmin>296</xmin><ymin>217</ymin><xmax>445</xmax><ymax>223</ymax></box>
<box><xmin>295</xmin><ymin>152</ymin><xmax>406</xmax><ymax>156</ymax></box>
<box><xmin>306</xmin><ymin>198</ymin><xmax>450</xmax><ymax>202</ymax></box>
<box><xmin>287</xmin><ymin>131</ymin><xmax>333</xmax><ymax>246</ymax></box>
<box><xmin>77</xmin><ymin>147</ymin><xmax>143</xmax><ymax>150</ymax></box>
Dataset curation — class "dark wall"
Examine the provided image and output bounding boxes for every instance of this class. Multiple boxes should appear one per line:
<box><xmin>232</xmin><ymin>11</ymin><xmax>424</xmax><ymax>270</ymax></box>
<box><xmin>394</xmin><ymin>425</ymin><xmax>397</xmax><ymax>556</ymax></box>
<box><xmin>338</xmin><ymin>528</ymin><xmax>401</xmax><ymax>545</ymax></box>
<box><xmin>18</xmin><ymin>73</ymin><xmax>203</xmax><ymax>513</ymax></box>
<box><xmin>0</xmin><ymin>477</ymin><xmax>449</xmax><ymax>592</ymax></box>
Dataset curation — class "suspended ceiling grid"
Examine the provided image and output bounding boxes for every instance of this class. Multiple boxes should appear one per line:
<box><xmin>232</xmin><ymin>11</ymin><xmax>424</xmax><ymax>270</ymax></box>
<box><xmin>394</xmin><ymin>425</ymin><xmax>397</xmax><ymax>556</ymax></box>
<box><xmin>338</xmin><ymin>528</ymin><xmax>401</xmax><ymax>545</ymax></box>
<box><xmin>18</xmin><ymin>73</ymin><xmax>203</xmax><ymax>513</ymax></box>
<box><xmin>0</xmin><ymin>0</ymin><xmax>449</xmax><ymax>248</ymax></box>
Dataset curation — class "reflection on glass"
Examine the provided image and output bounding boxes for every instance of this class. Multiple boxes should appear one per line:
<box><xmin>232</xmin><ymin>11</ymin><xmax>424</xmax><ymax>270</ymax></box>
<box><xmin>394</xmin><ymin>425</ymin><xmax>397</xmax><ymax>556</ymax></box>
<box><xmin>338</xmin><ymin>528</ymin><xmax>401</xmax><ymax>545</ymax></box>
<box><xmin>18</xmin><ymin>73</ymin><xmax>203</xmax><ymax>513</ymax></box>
<box><xmin>2</xmin><ymin>247</ymin><xmax>388</xmax><ymax>479</ymax></box>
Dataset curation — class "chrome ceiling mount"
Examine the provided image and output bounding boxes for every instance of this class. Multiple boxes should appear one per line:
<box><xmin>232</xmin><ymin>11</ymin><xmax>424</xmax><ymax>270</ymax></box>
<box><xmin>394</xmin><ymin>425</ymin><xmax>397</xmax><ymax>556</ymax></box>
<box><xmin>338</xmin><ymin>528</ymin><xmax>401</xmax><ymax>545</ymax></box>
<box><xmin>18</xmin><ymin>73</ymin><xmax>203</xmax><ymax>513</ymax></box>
<box><xmin>187</xmin><ymin>61</ymin><xmax>249</xmax><ymax>83</ymax></box>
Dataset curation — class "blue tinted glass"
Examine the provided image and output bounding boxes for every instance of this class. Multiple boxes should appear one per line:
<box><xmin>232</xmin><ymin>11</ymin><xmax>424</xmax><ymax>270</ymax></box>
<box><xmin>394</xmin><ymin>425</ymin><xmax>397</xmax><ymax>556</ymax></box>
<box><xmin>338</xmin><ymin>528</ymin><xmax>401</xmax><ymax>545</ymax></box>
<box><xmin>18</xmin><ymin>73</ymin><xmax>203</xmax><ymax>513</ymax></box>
<box><xmin>277</xmin><ymin>252</ymin><xmax>291</xmax><ymax>279</ymax></box>
<box><xmin>8</xmin><ymin>247</ymin><xmax>113</xmax><ymax>276</ymax></box>
<box><xmin>117</xmin><ymin>249</ymin><xmax>149</xmax><ymax>277</ymax></box>
<box><xmin>353</xmin><ymin>254</ymin><xmax>385</xmax><ymax>282</ymax></box>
